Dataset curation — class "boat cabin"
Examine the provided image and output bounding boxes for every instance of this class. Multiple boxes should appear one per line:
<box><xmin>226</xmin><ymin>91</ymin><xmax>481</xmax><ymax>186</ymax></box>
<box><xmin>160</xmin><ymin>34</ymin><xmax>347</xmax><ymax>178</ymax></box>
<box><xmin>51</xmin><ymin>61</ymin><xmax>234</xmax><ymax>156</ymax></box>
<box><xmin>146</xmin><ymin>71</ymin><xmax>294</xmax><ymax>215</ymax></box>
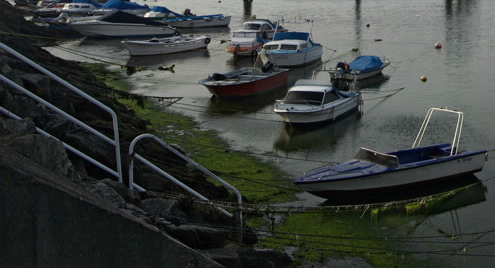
<box><xmin>280</xmin><ymin>81</ymin><xmax>341</xmax><ymax>106</ymax></box>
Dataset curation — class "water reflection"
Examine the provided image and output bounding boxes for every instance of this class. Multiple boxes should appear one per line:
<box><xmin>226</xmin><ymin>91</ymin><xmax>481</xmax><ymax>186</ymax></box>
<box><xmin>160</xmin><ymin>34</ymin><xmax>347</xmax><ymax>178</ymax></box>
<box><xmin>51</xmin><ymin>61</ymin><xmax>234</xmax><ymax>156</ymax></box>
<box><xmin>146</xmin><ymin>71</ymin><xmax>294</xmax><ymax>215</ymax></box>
<box><xmin>444</xmin><ymin>0</ymin><xmax>480</xmax><ymax>66</ymax></box>
<box><xmin>273</xmin><ymin>113</ymin><xmax>361</xmax><ymax>152</ymax></box>
<box><xmin>322</xmin><ymin>174</ymin><xmax>486</xmax><ymax>207</ymax></box>
<box><xmin>206</xmin><ymin>84</ymin><xmax>287</xmax><ymax>114</ymax></box>
<box><xmin>354</xmin><ymin>0</ymin><xmax>362</xmax><ymax>50</ymax></box>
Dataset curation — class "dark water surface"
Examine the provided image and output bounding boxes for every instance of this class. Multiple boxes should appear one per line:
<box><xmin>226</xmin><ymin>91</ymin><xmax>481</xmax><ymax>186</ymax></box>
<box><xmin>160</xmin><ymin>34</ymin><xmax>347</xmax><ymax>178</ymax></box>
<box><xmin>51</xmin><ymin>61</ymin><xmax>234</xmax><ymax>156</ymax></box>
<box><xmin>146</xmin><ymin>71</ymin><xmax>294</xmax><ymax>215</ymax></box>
<box><xmin>46</xmin><ymin>0</ymin><xmax>495</xmax><ymax>266</ymax></box>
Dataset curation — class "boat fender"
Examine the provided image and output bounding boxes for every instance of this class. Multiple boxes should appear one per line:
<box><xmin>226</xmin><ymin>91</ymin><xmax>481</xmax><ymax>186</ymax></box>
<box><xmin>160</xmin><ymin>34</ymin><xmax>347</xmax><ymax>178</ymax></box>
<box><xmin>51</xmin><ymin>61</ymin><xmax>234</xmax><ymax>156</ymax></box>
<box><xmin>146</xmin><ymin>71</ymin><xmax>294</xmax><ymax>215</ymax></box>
<box><xmin>212</xmin><ymin>73</ymin><xmax>227</xmax><ymax>81</ymax></box>
<box><xmin>261</xmin><ymin>61</ymin><xmax>274</xmax><ymax>73</ymax></box>
<box><xmin>204</xmin><ymin>37</ymin><xmax>211</xmax><ymax>44</ymax></box>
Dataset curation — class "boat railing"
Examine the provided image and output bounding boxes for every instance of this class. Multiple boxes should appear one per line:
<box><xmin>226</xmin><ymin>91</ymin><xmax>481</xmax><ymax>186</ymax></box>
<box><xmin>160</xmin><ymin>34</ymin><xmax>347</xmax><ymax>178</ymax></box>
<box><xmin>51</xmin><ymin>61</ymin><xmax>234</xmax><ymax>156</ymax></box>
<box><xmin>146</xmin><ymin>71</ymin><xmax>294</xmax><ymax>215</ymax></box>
<box><xmin>412</xmin><ymin>107</ymin><xmax>464</xmax><ymax>156</ymax></box>
<box><xmin>0</xmin><ymin>42</ymin><xmax>244</xmax><ymax>227</ymax></box>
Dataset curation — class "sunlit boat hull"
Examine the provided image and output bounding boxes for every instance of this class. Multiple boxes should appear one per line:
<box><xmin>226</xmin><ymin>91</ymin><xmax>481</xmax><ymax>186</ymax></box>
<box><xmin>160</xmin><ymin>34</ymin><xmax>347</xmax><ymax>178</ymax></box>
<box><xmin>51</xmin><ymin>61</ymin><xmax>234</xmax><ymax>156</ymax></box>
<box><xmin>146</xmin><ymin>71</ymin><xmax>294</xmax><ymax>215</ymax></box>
<box><xmin>122</xmin><ymin>35</ymin><xmax>209</xmax><ymax>56</ymax></box>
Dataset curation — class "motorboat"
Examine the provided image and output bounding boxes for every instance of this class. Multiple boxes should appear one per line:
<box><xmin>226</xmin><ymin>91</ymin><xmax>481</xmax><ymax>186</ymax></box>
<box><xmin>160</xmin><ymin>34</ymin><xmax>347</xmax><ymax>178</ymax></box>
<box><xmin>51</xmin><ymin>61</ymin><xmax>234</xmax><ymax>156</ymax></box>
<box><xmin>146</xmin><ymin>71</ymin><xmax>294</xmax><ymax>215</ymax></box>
<box><xmin>144</xmin><ymin>6</ymin><xmax>231</xmax><ymax>28</ymax></box>
<box><xmin>260</xmin><ymin>31</ymin><xmax>323</xmax><ymax>67</ymax></box>
<box><xmin>96</xmin><ymin>0</ymin><xmax>150</xmax><ymax>17</ymax></box>
<box><xmin>273</xmin><ymin>79</ymin><xmax>361</xmax><ymax>125</ymax></box>
<box><xmin>33</xmin><ymin>0</ymin><xmax>100</xmax><ymax>18</ymax></box>
<box><xmin>68</xmin><ymin>10</ymin><xmax>178</xmax><ymax>38</ymax></box>
<box><xmin>199</xmin><ymin>55</ymin><xmax>289</xmax><ymax>99</ymax></box>
<box><xmin>294</xmin><ymin>107</ymin><xmax>488</xmax><ymax>199</ymax></box>
<box><xmin>121</xmin><ymin>35</ymin><xmax>211</xmax><ymax>56</ymax></box>
<box><xmin>225</xmin><ymin>18</ymin><xmax>288</xmax><ymax>57</ymax></box>
<box><xmin>329</xmin><ymin>55</ymin><xmax>390</xmax><ymax>81</ymax></box>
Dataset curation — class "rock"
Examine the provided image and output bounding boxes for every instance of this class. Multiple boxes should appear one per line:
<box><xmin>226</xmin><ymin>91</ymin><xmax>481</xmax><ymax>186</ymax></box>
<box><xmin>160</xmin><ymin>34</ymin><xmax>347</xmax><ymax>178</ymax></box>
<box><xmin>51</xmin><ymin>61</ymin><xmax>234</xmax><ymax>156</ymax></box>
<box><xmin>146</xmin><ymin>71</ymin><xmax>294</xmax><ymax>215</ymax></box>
<box><xmin>163</xmin><ymin>224</ymin><xmax>229</xmax><ymax>249</ymax></box>
<box><xmin>87</xmin><ymin>182</ymin><xmax>127</xmax><ymax>209</ymax></box>
<box><xmin>141</xmin><ymin>197</ymin><xmax>187</xmax><ymax>219</ymax></box>
<box><xmin>5</xmin><ymin>133</ymin><xmax>72</xmax><ymax>176</ymax></box>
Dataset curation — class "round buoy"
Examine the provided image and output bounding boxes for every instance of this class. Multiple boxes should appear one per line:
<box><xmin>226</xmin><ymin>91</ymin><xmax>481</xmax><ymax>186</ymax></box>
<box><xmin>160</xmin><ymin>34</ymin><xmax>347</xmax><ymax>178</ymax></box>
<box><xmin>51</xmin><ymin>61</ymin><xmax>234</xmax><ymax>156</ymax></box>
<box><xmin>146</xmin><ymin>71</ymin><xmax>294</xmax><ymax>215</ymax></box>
<box><xmin>366</xmin><ymin>24</ymin><xmax>370</xmax><ymax>27</ymax></box>
<box><xmin>420</xmin><ymin>75</ymin><xmax>427</xmax><ymax>82</ymax></box>
<box><xmin>435</xmin><ymin>42</ymin><xmax>442</xmax><ymax>49</ymax></box>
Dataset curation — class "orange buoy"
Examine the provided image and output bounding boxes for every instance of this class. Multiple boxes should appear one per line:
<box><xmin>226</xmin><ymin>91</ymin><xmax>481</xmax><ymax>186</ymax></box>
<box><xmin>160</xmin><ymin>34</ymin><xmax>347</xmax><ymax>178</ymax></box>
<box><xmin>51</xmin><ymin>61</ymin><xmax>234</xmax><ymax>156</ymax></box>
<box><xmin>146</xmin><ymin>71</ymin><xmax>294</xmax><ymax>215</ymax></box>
<box><xmin>420</xmin><ymin>75</ymin><xmax>427</xmax><ymax>82</ymax></box>
<box><xmin>435</xmin><ymin>42</ymin><xmax>442</xmax><ymax>49</ymax></box>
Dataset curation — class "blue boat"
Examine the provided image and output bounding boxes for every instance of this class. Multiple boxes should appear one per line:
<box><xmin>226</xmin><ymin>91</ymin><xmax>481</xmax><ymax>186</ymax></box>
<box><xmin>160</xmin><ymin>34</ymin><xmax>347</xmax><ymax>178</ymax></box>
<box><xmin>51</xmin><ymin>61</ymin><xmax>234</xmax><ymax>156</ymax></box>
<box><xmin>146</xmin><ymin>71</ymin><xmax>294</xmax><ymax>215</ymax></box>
<box><xmin>294</xmin><ymin>107</ymin><xmax>487</xmax><ymax>199</ymax></box>
<box><xmin>330</xmin><ymin>55</ymin><xmax>390</xmax><ymax>81</ymax></box>
<box><xmin>260</xmin><ymin>31</ymin><xmax>323</xmax><ymax>67</ymax></box>
<box><xmin>144</xmin><ymin>6</ymin><xmax>231</xmax><ymax>28</ymax></box>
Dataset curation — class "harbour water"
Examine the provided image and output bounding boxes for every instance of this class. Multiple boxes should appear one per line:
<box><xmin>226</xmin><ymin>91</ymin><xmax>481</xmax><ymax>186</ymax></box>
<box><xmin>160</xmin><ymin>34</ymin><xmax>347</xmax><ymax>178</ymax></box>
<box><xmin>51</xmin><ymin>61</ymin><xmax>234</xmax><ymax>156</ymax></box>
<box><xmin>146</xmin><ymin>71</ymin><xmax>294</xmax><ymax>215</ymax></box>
<box><xmin>45</xmin><ymin>0</ymin><xmax>495</xmax><ymax>266</ymax></box>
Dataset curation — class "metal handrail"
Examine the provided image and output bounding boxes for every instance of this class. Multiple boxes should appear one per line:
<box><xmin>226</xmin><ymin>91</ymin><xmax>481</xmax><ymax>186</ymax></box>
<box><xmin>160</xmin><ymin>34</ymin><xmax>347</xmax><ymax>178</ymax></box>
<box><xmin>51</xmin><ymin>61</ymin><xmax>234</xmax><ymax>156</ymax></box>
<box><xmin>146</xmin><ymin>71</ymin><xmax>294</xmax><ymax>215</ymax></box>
<box><xmin>0</xmin><ymin>42</ymin><xmax>123</xmax><ymax>182</ymax></box>
<box><xmin>128</xmin><ymin>134</ymin><xmax>243</xmax><ymax>223</ymax></box>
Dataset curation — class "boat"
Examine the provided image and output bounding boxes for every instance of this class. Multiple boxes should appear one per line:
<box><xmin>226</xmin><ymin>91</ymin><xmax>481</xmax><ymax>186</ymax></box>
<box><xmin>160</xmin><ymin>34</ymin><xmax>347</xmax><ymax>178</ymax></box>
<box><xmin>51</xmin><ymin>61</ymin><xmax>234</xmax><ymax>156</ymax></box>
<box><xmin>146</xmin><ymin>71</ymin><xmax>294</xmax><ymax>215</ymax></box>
<box><xmin>199</xmin><ymin>55</ymin><xmax>290</xmax><ymax>99</ymax></box>
<box><xmin>121</xmin><ymin>35</ymin><xmax>211</xmax><ymax>56</ymax></box>
<box><xmin>33</xmin><ymin>0</ymin><xmax>100</xmax><ymax>18</ymax></box>
<box><xmin>273</xmin><ymin>79</ymin><xmax>362</xmax><ymax>125</ymax></box>
<box><xmin>144</xmin><ymin>6</ymin><xmax>231</xmax><ymax>28</ymax></box>
<box><xmin>329</xmin><ymin>55</ymin><xmax>390</xmax><ymax>81</ymax></box>
<box><xmin>96</xmin><ymin>0</ymin><xmax>150</xmax><ymax>17</ymax></box>
<box><xmin>225</xmin><ymin>18</ymin><xmax>288</xmax><ymax>57</ymax></box>
<box><xmin>260</xmin><ymin>31</ymin><xmax>323</xmax><ymax>67</ymax></box>
<box><xmin>294</xmin><ymin>107</ymin><xmax>488</xmax><ymax>199</ymax></box>
<box><xmin>68</xmin><ymin>10</ymin><xmax>178</xmax><ymax>38</ymax></box>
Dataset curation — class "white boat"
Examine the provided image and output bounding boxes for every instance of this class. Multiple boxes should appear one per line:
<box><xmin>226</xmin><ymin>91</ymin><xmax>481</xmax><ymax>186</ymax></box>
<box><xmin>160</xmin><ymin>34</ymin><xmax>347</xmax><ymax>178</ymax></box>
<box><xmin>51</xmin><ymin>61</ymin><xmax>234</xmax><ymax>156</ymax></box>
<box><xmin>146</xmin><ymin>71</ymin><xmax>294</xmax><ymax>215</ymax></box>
<box><xmin>294</xmin><ymin>107</ymin><xmax>488</xmax><ymax>200</ymax></box>
<box><xmin>144</xmin><ymin>6</ymin><xmax>231</xmax><ymax>28</ymax></box>
<box><xmin>330</xmin><ymin>55</ymin><xmax>390</xmax><ymax>81</ymax></box>
<box><xmin>68</xmin><ymin>10</ymin><xmax>177</xmax><ymax>38</ymax></box>
<box><xmin>121</xmin><ymin>35</ymin><xmax>211</xmax><ymax>56</ymax></box>
<box><xmin>273</xmin><ymin>79</ymin><xmax>362</xmax><ymax>125</ymax></box>
<box><xmin>33</xmin><ymin>0</ymin><xmax>100</xmax><ymax>18</ymax></box>
<box><xmin>260</xmin><ymin>32</ymin><xmax>323</xmax><ymax>67</ymax></box>
<box><xmin>226</xmin><ymin>18</ymin><xmax>288</xmax><ymax>57</ymax></box>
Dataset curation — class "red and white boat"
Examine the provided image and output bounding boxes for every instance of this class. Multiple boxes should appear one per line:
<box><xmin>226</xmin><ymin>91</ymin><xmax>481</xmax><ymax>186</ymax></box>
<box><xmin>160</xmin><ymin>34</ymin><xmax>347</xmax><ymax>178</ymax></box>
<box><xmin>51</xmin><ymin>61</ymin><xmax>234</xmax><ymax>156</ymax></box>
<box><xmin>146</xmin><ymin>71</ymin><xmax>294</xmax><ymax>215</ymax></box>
<box><xmin>225</xmin><ymin>18</ymin><xmax>287</xmax><ymax>57</ymax></box>
<box><xmin>199</xmin><ymin>56</ymin><xmax>289</xmax><ymax>99</ymax></box>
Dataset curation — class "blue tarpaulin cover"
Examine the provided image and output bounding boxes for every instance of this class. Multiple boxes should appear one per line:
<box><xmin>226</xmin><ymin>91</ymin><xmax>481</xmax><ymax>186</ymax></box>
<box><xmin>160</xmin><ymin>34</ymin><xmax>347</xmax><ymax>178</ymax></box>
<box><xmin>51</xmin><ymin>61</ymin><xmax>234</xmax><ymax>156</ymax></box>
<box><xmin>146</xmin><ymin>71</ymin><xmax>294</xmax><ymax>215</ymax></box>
<box><xmin>102</xmin><ymin>0</ymin><xmax>149</xmax><ymax>10</ymax></box>
<box><xmin>149</xmin><ymin>6</ymin><xmax>183</xmax><ymax>16</ymax></box>
<box><xmin>348</xmin><ymin>55</ymin><xmax>383</xmax><ymax>72</ymax></box>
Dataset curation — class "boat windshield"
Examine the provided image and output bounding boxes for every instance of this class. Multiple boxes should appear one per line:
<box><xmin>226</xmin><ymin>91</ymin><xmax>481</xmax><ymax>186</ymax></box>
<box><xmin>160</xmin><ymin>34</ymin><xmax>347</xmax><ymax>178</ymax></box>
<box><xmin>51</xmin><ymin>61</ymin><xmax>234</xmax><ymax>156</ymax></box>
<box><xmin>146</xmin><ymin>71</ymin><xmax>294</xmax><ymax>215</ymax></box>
<box><xmin>241</xmin><ymin>23</ymin><xmax>261</xmax><ymax>30</ymax></box>
<box><xmin>283</xmin><ymin>91</ymin><xmax>323</xmax><ymax>105</ymax></box>
<box><xmin>233</xmin><ymin>32</ymin><xmax>258</xmax><ymax>38</ymax></box>
<box><xmin>354</xmin><ymin>148</ymin><xmax>399</xmax><ymax>167</ymax></box>
<box><xmin>264</xmin><ymin>44</ymin><xmax>279</xmax><ymax>50</ymax></box>
<box><xmin>280</xmin><ymin>44</ymin><xmax>298</xmax><ymax>50</ymax></box>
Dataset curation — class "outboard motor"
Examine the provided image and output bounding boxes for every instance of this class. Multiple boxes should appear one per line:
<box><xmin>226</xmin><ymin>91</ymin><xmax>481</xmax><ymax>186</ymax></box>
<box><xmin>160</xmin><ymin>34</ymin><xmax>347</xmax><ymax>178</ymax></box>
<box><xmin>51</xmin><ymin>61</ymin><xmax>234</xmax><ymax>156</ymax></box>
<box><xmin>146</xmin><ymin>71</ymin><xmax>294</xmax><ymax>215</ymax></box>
<box><xmin>261</xmin><ymin>61</ymin><xmax>274</xmax><ymax>73</ymax></box>
<box><xmin>336</xmin><ymin>61</ymin><xmax>346</xmax><ymax>70</ymax></box>
<box><xmin>212</xmin><ymin>73</ymin><xmax>228</xmax><ymax>81</ymax></box>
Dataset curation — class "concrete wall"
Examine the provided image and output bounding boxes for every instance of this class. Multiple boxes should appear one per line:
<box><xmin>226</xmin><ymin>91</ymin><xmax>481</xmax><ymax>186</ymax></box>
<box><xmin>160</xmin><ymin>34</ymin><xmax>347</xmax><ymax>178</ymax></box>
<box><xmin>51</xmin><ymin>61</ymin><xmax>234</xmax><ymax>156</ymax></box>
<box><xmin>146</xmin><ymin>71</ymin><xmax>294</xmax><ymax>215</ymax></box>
<box><xmin>0</xmin><ymin>144</ymin><xmax>223</xmax><ymax>268</ymax></box>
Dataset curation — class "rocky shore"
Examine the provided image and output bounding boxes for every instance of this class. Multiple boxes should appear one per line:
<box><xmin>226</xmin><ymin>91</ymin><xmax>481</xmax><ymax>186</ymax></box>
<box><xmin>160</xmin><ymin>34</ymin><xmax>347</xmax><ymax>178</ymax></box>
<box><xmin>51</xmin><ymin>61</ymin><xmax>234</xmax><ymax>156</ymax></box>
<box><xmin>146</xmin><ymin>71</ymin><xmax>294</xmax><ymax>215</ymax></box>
<box><xmin>0</xmin><ymin>0</ymin><xmax>292</xmax><ymax>266</ymax></box>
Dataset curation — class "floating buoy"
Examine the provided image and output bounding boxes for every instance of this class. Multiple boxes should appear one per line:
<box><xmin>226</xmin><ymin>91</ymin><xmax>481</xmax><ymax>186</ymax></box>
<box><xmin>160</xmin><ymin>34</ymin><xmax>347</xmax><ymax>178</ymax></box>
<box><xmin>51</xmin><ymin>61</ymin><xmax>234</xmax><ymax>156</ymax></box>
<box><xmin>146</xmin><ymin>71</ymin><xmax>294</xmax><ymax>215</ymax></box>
<box><xmin>420</xmin><ymin>75</ymin><xmax>427</xmax><ymax>82</ymax></box>
<box><xmin>434</xmin><ymin>42</ymin><xmax>442</xmax><ymax>49</ymax></box>
<box><xmin>366</xmin><ymin>24</ymin><xmax>370</xmax><ymax>27</ymax></box>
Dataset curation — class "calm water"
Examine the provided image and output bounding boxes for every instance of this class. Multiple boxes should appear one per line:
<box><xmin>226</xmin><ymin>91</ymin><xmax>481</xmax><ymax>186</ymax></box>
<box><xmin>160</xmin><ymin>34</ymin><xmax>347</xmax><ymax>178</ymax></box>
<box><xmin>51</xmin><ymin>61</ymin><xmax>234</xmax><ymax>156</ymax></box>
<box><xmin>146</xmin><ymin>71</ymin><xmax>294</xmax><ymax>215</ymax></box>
<box><xmin>46</xmin><ymin>0</ymin><xmax>495</xmax><ymax>266</ymax></box>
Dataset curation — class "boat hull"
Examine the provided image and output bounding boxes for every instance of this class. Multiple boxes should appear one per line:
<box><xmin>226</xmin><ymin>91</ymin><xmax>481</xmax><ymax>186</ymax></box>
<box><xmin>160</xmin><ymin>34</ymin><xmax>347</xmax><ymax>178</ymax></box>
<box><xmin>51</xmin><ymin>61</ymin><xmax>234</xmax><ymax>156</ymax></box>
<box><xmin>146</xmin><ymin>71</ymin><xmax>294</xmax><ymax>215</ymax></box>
<box><xmin>295</xmin><ymin>150</ymin><xmax>487</xmax><ymax>199</ymax></box>
<box><xmin>69</xmin><ymin>21</ymin><xmax>176</xmax><ymax>37</ymax></box>
<box><xmin>122</xmin><ymin>36</ymin><xmax>209</xmax><ymax>56</ymax></box>
<box><xmin>199</xmin><ymin>68</ymin><xmax>289</xmax><ymax>99</ymax></box>
<box><xmin>264</xmin><ymin>46</ymin><xmax>323</xmax><ymax>67</ymax></box>
<box><xmin>274</xmin><ymin>95</ymin><xmax>360</xmax><ymax>124</ymax></box>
